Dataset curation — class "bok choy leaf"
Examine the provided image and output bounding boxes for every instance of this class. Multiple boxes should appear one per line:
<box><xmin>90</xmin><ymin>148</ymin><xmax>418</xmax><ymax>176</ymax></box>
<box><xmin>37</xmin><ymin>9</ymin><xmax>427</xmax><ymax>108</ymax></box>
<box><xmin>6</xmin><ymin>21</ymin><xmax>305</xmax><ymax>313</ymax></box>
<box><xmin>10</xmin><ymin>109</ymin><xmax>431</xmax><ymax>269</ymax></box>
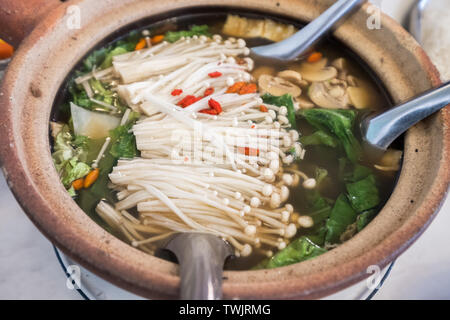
<box><xmin>346</xmin><ymin>174</ymin><xmax>380</xmax><ymax>212</ymax></box>
<box><xmin>298</xmin><ymin>108</ymin><xmax>362</xmax><ymax>163</ymax></box>
<box><xmin>264</xmin><ymin>237</ymin><xmax>327</xmax><ymax>269</ymax></box>
<box><xmin>261</xmin><ymin>93</ymin><xmax>296</xmax><ymax>128</ymax></box>
<box><xmin>325</xmin><ymin>194</ymin><xmax>358</xmax><ymax>243</ymax></box>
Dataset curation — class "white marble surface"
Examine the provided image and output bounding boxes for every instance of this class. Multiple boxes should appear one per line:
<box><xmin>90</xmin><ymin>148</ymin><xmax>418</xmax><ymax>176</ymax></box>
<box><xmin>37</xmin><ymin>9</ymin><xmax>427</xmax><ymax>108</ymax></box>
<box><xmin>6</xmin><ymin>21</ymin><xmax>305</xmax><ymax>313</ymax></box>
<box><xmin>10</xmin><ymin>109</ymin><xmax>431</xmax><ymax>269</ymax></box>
<box><xmin>0</xmin><ymin>0</ymin><xmax>449</xmax><ymax>300</ymax></box>
<box><xmin>0</xmin><ymin>176</ymin><xmax>80</xmax><ymax>300</ymax></box>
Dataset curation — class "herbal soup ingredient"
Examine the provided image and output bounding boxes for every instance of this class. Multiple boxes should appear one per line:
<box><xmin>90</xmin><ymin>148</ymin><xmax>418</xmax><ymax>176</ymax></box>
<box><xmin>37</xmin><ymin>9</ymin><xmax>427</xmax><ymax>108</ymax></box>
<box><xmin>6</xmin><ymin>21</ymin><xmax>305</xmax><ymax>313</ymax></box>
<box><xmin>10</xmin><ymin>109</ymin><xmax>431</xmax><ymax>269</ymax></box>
<box><xmin>51</xmin><ymin>16</ymin><xmax>400</xmax><ymax>268</ymax></box>
<box><xmin>222</xmin><ymin>15</ymin><xmax>297</xmax><ymax>42</ymax></box>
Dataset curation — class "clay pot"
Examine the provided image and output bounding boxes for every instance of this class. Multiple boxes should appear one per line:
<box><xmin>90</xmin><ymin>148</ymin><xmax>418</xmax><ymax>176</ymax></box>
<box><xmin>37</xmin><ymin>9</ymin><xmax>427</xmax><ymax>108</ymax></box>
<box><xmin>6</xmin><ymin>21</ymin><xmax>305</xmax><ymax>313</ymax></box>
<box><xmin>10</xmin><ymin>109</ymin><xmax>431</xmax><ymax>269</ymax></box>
<box><xmin>0</xmin><ymin>0</ymin><xmax>448</xmax><ymax>299</ymax></box>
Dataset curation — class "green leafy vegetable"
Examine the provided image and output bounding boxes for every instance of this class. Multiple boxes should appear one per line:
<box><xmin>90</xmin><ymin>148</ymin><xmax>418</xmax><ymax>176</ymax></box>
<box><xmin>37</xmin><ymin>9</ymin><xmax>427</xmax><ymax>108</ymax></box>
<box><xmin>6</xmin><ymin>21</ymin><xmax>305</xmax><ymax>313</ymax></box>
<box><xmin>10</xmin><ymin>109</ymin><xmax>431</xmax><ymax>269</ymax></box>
<box><xmin>82</xmin><ymin>47</ymin><xmax>109</xmax><ymax>73</ymax></box>
<box><xmin>346</xmin><ymin>174</ymin><xmax>380</xmax><ymax>212</ymax></box>
<box><xmin>298</xmin><ymin>109</ymin><xmax>362</xmax><ymax>163</ymax></box>
<box><xmin>315</xmin><ymin>167</ymin><xmax>329</xmax><ymax>185</ymax></box>
<box><xmin>69</xmin><ymin>84</ymin><xmax>92</xmax><ymax>109</ymax></box>
<box><xmin>356</xmin><ymin>209</ymin><xmax>377</xmax><ymax>232</ymax></box>
<box><xmin>164</xmin><ymin>25</ymin><xmax>211</xmax><ymax>43</ymax></box>
<box><xmin>304</xmin><ymin>167</ymin><xmax>332</xmax><ymax>211</ymax></box>
<box><xmin>305</xmin><ymin>226</ymin><xmax>328</xmax><ymax>247</ymax></box>
<box><xmin>73</xmin><ymin>135</ymin><xmax>90</xmax><ymax>149</ymax></box>
<box><xmin>261</xmin><ymin>93</ymin><xmax>296</xmax><ymax>128</ymax></box>
<box><xmin>61</xmin><ymin>159</ymin><xmax>91</xmax><ymax>187</ymax></box>
<box><xmin>325</xmin><ymin>194</ymin><xmax>358</xmax><ymax>243</ymax></box>
<box><xmin>302</xmin><ymin>168</ymin><xmax>333</xmax><ymax>246</ymax></box>
<box><xmin>91</xmin><ymin>79</ymin><xmax>127</xmax><ymax>111</ymax></box>
<box><xmin>100</xmin><ymin>46</ymin><xmax>128</xmax><ymax>69</ymax></box>
<box><xmin>264</xmin><ymin>237</ymin><xmax>327</xmax><ymax>269</ymax></box>
<box><xmin>89</xmin><ymin>78</ymin><xmax>108</xmax><ymax>96</ymax></box>
<box><xmin>344</xmin><ymin>164</ymin><xmax>373</xmax><ymax>182</ymax></box>
<box><xmin>300</xmin><ymin>130</ymin><xmax>339</xmax><ymax>148</ymax></box>
<box><xmin>309</xmin><ymin>207</ymin><xmax>332</xmax><ymax>236</ymax></box>
<box><xmin>109</xmin><ymin>123</ymin><xmax>139</xmax><ymax>159</ymax></box>
<box><xmin>80</xmin><ymin>31</ymin><xmax>140</xmax><ymax>73</ymax></box>
<box><xmin>52</xmin><ymin>125</ymin><xmax>91</xmax><ymax>191</ymax></box>
<box><xmin>69</xmin><ymin>78</ymin><xmax>126</xmax><ymax>112</ymax></box>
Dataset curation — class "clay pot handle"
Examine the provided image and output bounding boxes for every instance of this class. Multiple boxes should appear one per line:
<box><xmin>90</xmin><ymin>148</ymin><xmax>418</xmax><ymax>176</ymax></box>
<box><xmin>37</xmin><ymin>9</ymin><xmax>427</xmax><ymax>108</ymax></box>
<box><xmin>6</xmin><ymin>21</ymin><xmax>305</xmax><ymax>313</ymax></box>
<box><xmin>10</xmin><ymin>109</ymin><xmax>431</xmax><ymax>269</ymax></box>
<box><xmin>0</xmin><ymin>0</ymin><xmax>61</xmax><ymax>48</ymax></box>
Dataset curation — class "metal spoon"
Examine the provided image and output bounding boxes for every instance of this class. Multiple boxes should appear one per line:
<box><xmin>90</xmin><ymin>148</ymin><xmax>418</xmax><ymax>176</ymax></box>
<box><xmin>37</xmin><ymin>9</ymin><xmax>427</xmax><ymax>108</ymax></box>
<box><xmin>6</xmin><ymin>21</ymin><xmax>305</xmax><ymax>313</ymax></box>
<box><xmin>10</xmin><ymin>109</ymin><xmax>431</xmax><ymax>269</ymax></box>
<box><xmin>408</xmin><ymin>0</ymin><xmax>430</xmax><ymax>43</ymax></box>
<box><xmin>164</xmin><ymin>233</ymin><xmax>233</xmax><ymax>300</ymax></box>
<box><xmin>251</xmin><ymin>0</ymin><xmax>366</xmax><ymax>61</ymax></box>
<box><xmin>360</xmin><ymin>80</ymin><xmax>450</xmax><ymax>153</ymax></box>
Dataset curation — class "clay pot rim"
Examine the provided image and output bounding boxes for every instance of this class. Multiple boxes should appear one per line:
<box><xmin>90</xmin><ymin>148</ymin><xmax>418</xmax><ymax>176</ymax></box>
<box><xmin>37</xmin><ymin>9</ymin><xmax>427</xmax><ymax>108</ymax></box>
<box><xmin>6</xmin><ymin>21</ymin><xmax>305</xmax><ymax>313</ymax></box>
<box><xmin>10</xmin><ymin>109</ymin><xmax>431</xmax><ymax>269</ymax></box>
<box><xmin>0</xmin><ymin>0</ymin><xmax>448</xmax><ymax>299</ymax></box>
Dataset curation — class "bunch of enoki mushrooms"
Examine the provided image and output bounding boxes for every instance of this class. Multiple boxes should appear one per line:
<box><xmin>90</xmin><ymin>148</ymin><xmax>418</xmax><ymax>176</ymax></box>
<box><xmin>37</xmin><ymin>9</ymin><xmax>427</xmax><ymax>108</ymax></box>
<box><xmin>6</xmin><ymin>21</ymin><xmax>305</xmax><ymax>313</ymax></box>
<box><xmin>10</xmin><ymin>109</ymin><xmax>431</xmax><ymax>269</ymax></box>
<box><xmin>86</xmin><ymin>34</ymin><xmax>318</xmax><ymax>258</ymax></box>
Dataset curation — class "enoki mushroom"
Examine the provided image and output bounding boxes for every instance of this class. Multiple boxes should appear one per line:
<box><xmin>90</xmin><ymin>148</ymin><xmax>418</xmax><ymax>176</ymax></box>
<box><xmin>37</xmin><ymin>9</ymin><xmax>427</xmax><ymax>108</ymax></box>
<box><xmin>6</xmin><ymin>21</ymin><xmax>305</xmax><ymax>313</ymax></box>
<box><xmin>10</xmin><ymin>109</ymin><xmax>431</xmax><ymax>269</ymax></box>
<box><xmin>92</xmin><ymin>34</ymin><xmax>317</xmax><ymax>257</ymax></box>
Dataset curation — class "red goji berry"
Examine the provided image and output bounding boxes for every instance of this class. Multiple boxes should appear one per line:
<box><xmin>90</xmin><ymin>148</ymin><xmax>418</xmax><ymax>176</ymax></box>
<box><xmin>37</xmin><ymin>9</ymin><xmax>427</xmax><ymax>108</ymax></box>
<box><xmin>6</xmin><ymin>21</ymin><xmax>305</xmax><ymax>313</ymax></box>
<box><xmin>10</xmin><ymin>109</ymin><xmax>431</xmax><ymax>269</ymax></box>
<box><xmin>199</xmin><ymin>108</ymin><xmax>218</xmax><ymax>115</ymax></box>
<box><xmin>239</xmin><ymin>83</ymin><xmax>257</xmax><ymax>95</ymax></box>
<box><xmin>226</xmin><ymin>82</ymin><xmax>245</xmax><ymax>94</ymax></box>
<box><xmin>259</xmin><ymin>105</ymin><xmax>268</xmax><ymax>112</ymax></box>
<box><xmin>171</xmin><ymin>89</ymin><xmax>183</xmax><ymax>96</ymax></box>
<box><xmin>208</xmin><ymin>98</ymin><xmax>222</xmax><ymax>114</ymax></box>
<box><xmin>177</xmin><ymin>95</ymin><xmax>197</xmax><ymax>108</ymax></box>
<box><xmin>238</xmin><ymin>147</ymin><xmax>259</xmax><ymax>156</ymax></box>
<box><xmin>204</xmin><ymin>87</ymin><xmax>214</xmax><ymax>96</ymax></box>
<box><xmin>208</xmin><ymin>71</ymin><xmax>222</xmax><ymax>78</ymax></box>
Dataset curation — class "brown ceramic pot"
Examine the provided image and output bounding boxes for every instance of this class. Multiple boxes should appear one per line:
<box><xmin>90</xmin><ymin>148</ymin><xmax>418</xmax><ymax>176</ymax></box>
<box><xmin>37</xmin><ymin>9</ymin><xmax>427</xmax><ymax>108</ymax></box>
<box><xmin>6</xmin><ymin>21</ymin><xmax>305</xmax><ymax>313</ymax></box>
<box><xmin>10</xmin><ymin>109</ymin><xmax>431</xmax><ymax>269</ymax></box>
<box><xmin>0</xmin><ymin>0</ymin><xmax>448</xmax><ymax>299</ymax></box>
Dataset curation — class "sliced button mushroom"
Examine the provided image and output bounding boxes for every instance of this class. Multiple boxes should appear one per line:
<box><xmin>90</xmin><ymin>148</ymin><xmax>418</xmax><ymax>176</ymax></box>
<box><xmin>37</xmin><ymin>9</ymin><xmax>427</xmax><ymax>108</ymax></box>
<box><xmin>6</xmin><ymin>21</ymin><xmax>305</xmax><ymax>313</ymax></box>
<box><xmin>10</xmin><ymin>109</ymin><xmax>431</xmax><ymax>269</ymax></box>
<box><xmin>277</xmin><ymin>70</ymin><xmax>302</xmax><ymax>86</ymax></box>
<box><xmin>302</xmin><ymin>66</ymin><xmax>338</xmax><ymax>82</ymax></box>
<box><xmin>298</xmin><ymin>57</ymin><xmax>328</xmax><ymax>72</ymax></box>
<box><xmin>331</xmin><ymin>58</ymin><xmax>348</xmax><ymax>71</ymax></box>
<box><xmin>298</xmin><ymin>59</ymin><xmax>338</xmax><ymax>82</ymax></box>
<box><xmin>308</xmin><ymin>82</ymin><xmax>349</xmax><ymax>109</ymax></box>
<box><xmin>347</xmin><ymin>86</ymin><xmax>372</xmax><ymax>109</ymax></box>
<box><xmin>332</xmin><ymin>58</ymin><xmax>349</xmax><ymax>80</ymax></box>
<box><xmin>346</xmin><ymin>75</ymin><xmax>358</xmax><ymax>87</ymax></box>
<box><xmin>297</xmin><ymin>79</ymin><xmax>310</xmax><ymax>88</ymax></box>
<box><xmin>338</xmin><ymin>70</ymin><xmax>348</xmax><ymax>81</ymax></box>
<box><xmin>330</xmin><ymin>78</ymin><xmax>348</xmax><ymax>88</ymax></box>
<box><xmin>258</xmin><ymin>75</ymin><xmax>302</xmax><ymax>97</ymax></box>
<box><xmin>346</xmin><ymin>77</ymin><xmax>384</xmax><ymax>110</ymax></box>
<box><xmin>252</xmin><ymin>65</ymin><xmax>275</xmax><ymax>81</ymax></box>
<box><xmin>329</xmin><ymin>85</ymin><xmax>346</xmax><ymax>98</ymax></box>
<box><xmin>295</xmin><ymin>96</ymin><xmax>315</xmax><ymax>109</ymax></box>
<box><xmin>374</xmin><ymin>149</ymin><xmax>402</xmax><ymax>172</ymax></box>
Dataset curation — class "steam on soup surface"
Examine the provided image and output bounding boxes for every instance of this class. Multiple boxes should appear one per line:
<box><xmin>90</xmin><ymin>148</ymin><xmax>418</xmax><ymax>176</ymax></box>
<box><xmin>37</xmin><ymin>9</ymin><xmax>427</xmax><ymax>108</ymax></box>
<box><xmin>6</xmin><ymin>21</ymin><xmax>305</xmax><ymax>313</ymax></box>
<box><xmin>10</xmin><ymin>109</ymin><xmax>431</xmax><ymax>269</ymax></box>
<box><xmin>50</xmin><ymin>13</ymin><xmax>401</xmax><ymax>270</ymax></box>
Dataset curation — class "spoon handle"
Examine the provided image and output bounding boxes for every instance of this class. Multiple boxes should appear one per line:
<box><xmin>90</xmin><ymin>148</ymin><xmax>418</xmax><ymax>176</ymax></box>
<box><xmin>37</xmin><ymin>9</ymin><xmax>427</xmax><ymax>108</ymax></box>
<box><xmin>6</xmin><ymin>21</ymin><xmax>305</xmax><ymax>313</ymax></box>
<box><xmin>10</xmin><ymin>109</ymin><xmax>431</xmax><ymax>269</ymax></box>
<box><xmin>252</xmin><ymin>0</ymin><xmax>365</xmax><ymax>60</ymax></box>
<box><xmin>362</xmin><ymin>80</ymin><xmax>450</xmax><ymax>150</ymax></box>
<box><xmin>165</xmin><ymin>233</ymin><xmax>233</xmax><ymax>300</ymax></box>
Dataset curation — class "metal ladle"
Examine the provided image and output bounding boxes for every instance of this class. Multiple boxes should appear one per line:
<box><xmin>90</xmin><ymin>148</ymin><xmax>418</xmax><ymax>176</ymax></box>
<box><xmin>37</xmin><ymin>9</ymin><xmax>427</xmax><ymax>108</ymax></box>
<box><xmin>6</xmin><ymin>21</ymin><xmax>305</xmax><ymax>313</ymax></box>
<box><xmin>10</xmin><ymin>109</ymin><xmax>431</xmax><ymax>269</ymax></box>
<box><xmin>361</xmin><ymin>0</ymin><xmax>448</xmax><ymax>154</ymax></box>
<box><xmin>164</xmin><ymin>233</ymin><xmax>233</xmax><ymax>300</ymax></box>
<box><xmin>360</xmin><ymin>81</ymin><xmax>450</xmax><ymax>153</ymax></box>
<box><xmin>409</xmin><ymin>0</ymin><xmax>430</xmax><ymax>43</ymax></box>
<box><xmin>251</xmin><ymin>0</ymin><xmax>366</xmax><ymax>61</ymax></box>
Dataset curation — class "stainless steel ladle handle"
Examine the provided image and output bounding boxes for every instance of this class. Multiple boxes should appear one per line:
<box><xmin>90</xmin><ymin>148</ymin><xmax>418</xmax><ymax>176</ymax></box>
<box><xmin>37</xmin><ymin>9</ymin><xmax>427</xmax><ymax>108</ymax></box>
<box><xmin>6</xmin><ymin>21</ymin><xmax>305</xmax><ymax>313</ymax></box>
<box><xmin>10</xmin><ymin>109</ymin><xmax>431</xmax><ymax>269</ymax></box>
<box><xmin>251</xmin><ymin>0</ymin><xmax>366</xmax><ymax>60</ymax></box>
<box><xmin>361</xmin><ymin>80</ymin><xmax>450</xmax><ymax>151</ymax></box>
<box><xmin>165</xmin><ymin>233</ymin><xmax>233</xmax><ymax>300</ymax></box>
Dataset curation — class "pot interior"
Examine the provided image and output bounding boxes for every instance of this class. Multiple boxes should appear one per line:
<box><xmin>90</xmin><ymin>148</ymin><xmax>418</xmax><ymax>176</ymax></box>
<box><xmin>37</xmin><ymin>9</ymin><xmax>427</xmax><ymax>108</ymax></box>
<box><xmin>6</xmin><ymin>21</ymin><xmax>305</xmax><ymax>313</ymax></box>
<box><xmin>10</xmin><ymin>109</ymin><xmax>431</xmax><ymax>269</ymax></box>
<box><xmin>49</xmin><ymin>6</ymin><xmax>404</xmax><ymax>271</ymax></box>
